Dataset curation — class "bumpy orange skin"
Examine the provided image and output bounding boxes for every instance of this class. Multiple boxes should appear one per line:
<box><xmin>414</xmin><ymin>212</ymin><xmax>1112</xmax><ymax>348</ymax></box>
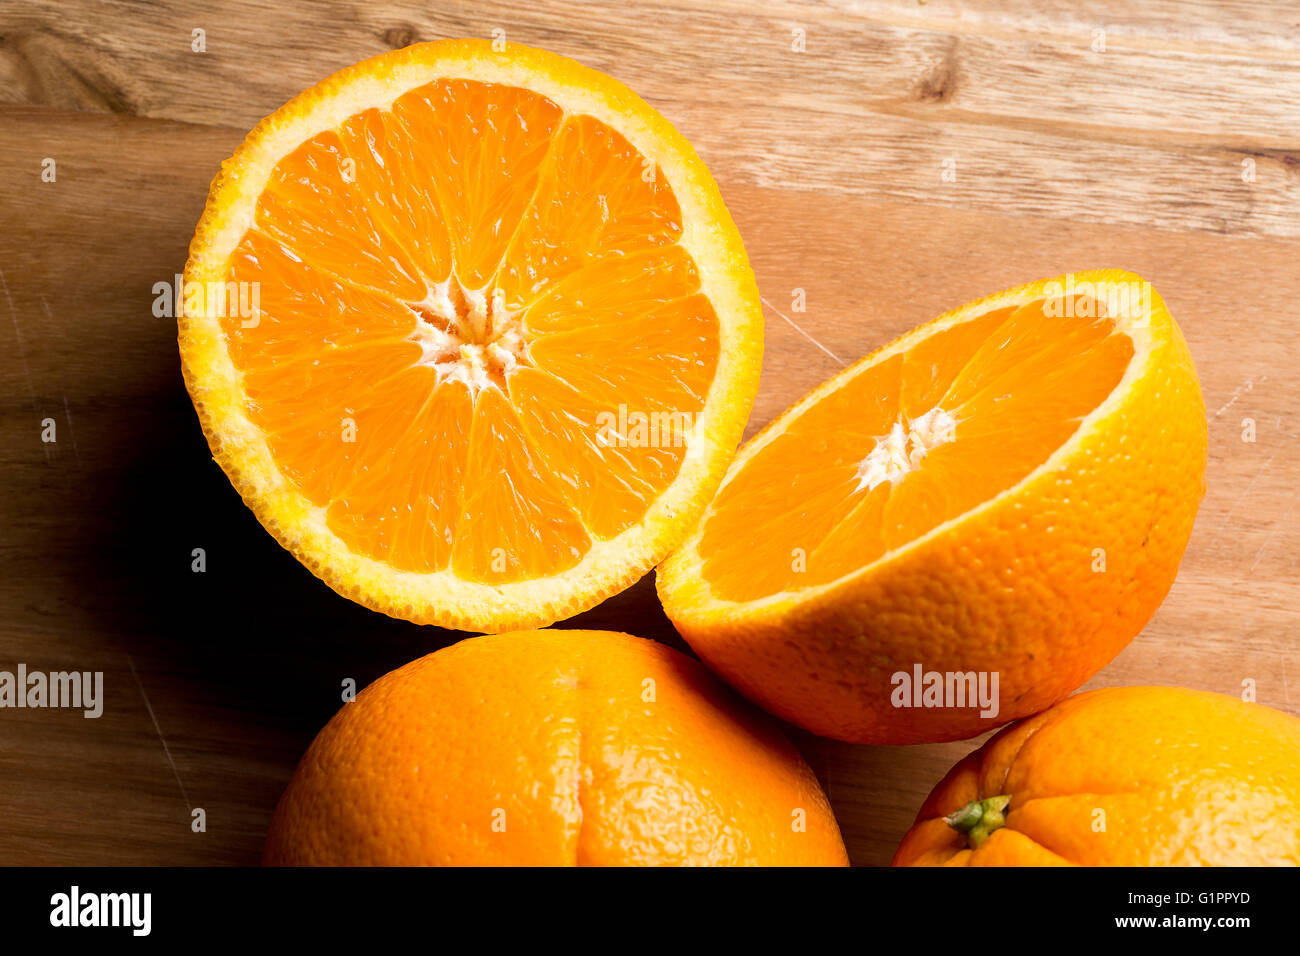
<box><xmin>894</xmin><ymin>687</ymin><xmax>1300</xmax><ymax>866</ymax></box>
<box><xmin>264</xmin><ymin>630</ymin><xmax>847</xmax><ymax>866</ymax></box>
<box><xmin>660</xmin><ymin>273</ymin><xmax>1207</xmax><ymax>744</ymax></box>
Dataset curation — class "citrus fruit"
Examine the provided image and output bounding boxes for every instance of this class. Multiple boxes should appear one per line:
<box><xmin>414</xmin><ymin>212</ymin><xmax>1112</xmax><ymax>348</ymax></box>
<box><xmin>180</xmin><ymin>40</ymin><xmax>761</xmax><ymax>632</ymax></box>
<box><xmin>893</xmin><ymin>686</ymin><xmax>1300</xmax><ymax>866</ymax></box>
<box><xmin>659</xmin><ymin>270</ymin><xmax>1207</xmax><ymax>744</ymax></box>
<box><xmin>263</xmin><ymin>630</ymin><xmax>848</xmax><ymax>866</ymax></box>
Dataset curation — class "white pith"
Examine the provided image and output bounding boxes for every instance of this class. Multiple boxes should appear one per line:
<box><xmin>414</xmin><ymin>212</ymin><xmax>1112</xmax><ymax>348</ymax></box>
<box><xmin>408</xmin><ymin>276</ymin><xmax>530</xmax><ymax>395</ymax></box>
<box><xmin>855</xmin><ymin>406</ymin><xmax>957</xmax><ymax>493</ymax></box>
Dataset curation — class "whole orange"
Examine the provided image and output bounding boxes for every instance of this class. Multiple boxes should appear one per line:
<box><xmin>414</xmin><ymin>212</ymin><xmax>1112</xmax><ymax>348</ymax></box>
<box><xmin>265</xmin><ymin>630</ymin><xmax>847</xmax><ymax>866</ymax></box>
<box><xmin>894</xmin><ymin>686</ymin><xmax>1300</xmax><ymax>866</ymax></box>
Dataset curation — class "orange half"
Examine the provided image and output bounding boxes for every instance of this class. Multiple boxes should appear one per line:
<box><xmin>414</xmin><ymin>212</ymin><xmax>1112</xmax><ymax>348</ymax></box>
<box><xmin>180</xmin><ymin>41</ymin><xmax>762</xmax><ymax>631</ymax></box>
<box><xmin>660</xmin><ymin>271</ymin><xmax>1207</xmax><ymax>744</ymax></box>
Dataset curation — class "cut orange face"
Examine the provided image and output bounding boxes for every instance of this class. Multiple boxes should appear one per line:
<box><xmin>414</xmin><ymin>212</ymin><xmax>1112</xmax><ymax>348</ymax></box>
<box><xmin>659</xmin><ymin>271</ymin><xmax>1207</xmax><ymax>744</ymax></box>
<box><xmin>180</xmin><ymin>41</ymin><xmax>761</xmax><ymax>631</ymax></box>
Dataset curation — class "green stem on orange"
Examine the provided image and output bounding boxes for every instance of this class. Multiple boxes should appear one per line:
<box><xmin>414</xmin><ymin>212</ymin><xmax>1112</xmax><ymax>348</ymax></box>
<box><xmin>945</xmin><ymin>795</ymin><xmax>1011</xmax><ymax>849</ymax></box>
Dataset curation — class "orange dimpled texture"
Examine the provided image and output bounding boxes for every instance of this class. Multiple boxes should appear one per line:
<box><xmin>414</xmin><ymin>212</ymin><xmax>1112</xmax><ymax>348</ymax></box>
<box><xmin>263</xmin><ymin>630</ymin><xmax>848</xmax><ymax>866</ymax></box>
<box><xmin>894</xmin><ymin>686</ymin><xmax>1300</xmax><ymax>866</ymax></box>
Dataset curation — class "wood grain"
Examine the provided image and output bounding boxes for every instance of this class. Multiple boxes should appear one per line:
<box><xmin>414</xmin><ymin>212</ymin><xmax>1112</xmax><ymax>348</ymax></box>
<box><xmin>0</xmin><ymin>0</ymin><xmax>1297</xmax><ymax>866</ymax></box>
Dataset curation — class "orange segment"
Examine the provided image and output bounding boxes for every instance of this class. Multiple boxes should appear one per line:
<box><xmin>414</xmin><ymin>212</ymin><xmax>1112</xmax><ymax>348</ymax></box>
<box><xmin>389</xmin><ymin>79</ymin><xmax>564</xmax><ymax>287</ymax></box>
<box><xmin>451</xmin><ymin>388</ymin><xmax>591</xmax><ymax>583</ymax></box>
<box><xmin>334</xmin><ymin>107</ymin><xmax>454</xmax><ymax>284</ymax></box>
<box><xmin>254</xmin><ymin>130</ymin><xmax>425</xmax><ymax>299</ymax></box>
<box><xmin>497</xmin><ymin>114</ymin><xmax>683</xmax><ymax>309</ymax></box>
<box><xmin>511</xmin><ymin>368</ymin><xmax>687</xmax><ymax>540</ymax></box>
<box><xmin>324</xmin><ymin>381</ymin><xmax>474</xmax><ymax>573</ymax></box>
<box><xmin>897</xmin><ymin>305</ymin><xmax>1017</xmax><ymax>412</ymax></box>
<box><xmin>529</xmin><ymin>295</ymin><xmax>720</xmax><ymax>417</ymax></box>
<box><xmin>522</xmin><ymin>244</ymin><xmax>701</xmax><ymax>335</ymax></box>
<box><xmin>224</xmin><ymin>230</ymin><xmax>418</xmax><ymax>364</ymax></box>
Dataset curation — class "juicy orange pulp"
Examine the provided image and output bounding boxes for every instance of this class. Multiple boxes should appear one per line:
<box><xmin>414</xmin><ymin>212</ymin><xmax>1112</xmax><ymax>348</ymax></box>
<box><xmin>221</xmin><ymin>80</ymin><xmax>720</xmax><ymax>582</ymax></box>
<box><xmin>698</xmin><ymin>294</ymin><xmax>1134</xmax><ymax>601</ymax></box>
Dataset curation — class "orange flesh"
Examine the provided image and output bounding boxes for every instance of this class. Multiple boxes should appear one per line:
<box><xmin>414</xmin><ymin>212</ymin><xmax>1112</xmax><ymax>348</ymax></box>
<box><xmin>220</xmin><ymin>80</ymin><xmax>719</xmax><ymax>580</ymax></box>
<box><xmin>698</xmin><ymin>294</ymin><xmax>1134</xmax><ymax>601</ymax></box>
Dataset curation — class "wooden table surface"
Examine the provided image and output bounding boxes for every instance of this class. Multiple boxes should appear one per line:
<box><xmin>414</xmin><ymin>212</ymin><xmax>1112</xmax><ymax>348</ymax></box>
<box><xmin>2</xmin><ymin>0</ymin><xmax>1298</xmax><ymax>866</ymax></box>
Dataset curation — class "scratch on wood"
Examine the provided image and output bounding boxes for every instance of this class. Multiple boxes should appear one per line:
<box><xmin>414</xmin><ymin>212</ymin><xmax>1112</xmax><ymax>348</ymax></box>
<box><xmin>127</xmin><ymin>653</ymin><xmax>192</xmax><ymax>812</ymax></box>
<box><xmin>0</xmin><ymin>266</ymin><xmax>50</xmax><ymax>461</ymax></box>
<box><xmin>760</xmin><ymin>295</ymin><xmax>845</xmax><ymax>366</ymax></box>
<box><xmin>1222</xmin><ymin>454</ymin><xmax>1274</xmax><ymax>527</ymax></box>
<box><xmin>40</xmin><ymin>296</ymin><xmax>83</xmax><ymax>467</ymax></box>
<box><xmin>1249</xmin><ymin>494</ymin><xmax>1298</xmax><ymax>572</ymax></box>
<box><xmin>61</xmin><ymin>395</ymin><xmax>81</xmax><ymax>466</ymax></box>
<box><xmin>1212</xmin><ymin>375</ymin><xmax>1266</xmax><ymax>419</ymax></box>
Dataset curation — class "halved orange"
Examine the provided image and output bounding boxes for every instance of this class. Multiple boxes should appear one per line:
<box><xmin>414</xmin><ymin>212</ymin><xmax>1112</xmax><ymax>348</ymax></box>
<box><xmin>659</xmin><ymin>271</ymin><xmax>1207</xmax><ymax>744</ymax></box>
<box><xmin>180</xmin><ymin>40</ymin><xmax>761</xmax><ymax>631</ymax></box>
